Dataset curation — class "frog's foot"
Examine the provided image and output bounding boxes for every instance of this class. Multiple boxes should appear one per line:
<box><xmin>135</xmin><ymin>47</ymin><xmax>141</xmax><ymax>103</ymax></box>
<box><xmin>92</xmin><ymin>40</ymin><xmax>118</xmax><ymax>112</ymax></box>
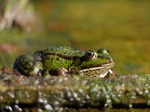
<box><xmin>104</xmin><ymin>69</ymin><xmax>116</xmax><ymax>78</ymax></box>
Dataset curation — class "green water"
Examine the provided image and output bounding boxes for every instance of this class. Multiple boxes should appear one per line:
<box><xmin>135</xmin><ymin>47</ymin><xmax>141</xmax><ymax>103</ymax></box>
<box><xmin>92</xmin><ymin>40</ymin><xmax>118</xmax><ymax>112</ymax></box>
<box><xmin>0</xmin><ymin>0</ymin><xmax>150</xmax><ymax>75</ymax></box>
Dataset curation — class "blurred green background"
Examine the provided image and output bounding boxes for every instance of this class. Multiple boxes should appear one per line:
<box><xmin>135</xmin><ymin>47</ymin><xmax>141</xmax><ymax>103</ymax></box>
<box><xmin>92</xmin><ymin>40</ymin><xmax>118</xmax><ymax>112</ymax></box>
<box><xmin>0</xmin><ymin>0</ymin><xmax>150</xmax><ymax>75</ymax></box>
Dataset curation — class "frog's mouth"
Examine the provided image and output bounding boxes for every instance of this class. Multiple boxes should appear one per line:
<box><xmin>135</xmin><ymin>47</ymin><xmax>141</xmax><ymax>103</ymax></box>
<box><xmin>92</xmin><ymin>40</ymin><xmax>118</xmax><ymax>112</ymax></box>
<box><xmin>76</xmin><ymin>58</ymin><xmax>115</xmax><ymax>77</ymax></box>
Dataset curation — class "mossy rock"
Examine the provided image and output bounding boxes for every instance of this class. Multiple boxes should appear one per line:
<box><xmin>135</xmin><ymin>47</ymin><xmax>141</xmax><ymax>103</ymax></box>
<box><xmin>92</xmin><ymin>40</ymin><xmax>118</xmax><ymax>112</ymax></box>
<box><xmin>0</xmin><ymin>74</ymin><xmax>150</xmax><ymax>111</ymax></box>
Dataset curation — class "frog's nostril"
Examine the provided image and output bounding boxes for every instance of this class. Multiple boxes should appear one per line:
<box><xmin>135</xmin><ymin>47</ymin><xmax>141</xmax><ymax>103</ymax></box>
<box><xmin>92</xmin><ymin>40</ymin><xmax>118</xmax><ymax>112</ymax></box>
<box><xmin>101</xmin><ymin>55</ymin><xmax>106</xmax><ymax>58</ymax></box>
<box><xmin>109</xmin><ymin>58</ymin><xmax>114</xmax><ymax>62</ymax></box>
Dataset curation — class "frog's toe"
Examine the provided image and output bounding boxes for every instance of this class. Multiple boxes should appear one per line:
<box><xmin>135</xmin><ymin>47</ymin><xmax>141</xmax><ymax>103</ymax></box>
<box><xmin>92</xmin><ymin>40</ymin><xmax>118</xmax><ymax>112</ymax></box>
<box><xmin>104</xmin><ymin>69</ymin><xmax>116</xmax><ymax>78</ymax></box>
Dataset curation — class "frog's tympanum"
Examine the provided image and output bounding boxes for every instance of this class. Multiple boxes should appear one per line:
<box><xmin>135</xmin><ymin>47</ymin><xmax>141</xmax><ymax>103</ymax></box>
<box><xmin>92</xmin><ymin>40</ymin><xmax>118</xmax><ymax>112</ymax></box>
<box><xmin>13</xmin><ymin>46</ymin><xmax>115</xmax><ymax>77</ymax></box>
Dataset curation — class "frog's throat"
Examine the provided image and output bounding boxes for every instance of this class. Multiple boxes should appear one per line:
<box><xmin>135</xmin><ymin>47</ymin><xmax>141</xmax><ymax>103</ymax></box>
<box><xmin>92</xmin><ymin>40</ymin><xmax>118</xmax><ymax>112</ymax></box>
<box><xmin>69</xmin><ymin>61</ymin><xmax>115</xmax><ymax>77</ymax></box>
<box><xmin>78</xmin><ymin>64</ymin><xmax>114</xmax><ymax>78</ymax></box>
<box><xmin>81</xmin><ymin>64</ymin><xmax>114</xmax><ymax>70</ymax></box>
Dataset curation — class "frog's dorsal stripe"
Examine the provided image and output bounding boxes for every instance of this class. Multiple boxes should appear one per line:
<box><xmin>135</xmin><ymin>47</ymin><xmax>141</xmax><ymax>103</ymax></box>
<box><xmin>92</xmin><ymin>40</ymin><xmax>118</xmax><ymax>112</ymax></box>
<box><xmin>44</xmin><ymin>52</ymin><xmax>81</xmax><ymax>60</ymax></box>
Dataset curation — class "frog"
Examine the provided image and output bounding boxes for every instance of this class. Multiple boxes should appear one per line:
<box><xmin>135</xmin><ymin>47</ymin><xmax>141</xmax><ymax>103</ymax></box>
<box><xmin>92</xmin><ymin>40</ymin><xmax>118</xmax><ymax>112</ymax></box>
<box><xmin>13</xmin><ymin>46</ymin><xmax>115</xmax><ymax>77</ymax></box>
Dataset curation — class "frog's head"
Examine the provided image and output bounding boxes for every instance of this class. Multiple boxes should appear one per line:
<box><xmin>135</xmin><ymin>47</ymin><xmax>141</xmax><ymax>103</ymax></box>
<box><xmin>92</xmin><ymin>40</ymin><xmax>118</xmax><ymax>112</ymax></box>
<box><xmin>73</xmin><ymin>48</ymin><xmax>115</xmax><ymax>77</ymax></box>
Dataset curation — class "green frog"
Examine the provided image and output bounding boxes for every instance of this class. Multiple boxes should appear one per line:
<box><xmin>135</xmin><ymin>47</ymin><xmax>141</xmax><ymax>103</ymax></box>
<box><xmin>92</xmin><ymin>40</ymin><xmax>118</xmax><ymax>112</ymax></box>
<box><xmin>13</xmin><ymin>46</ymin><xmax>115</xmax><ymax>77</ymax></box>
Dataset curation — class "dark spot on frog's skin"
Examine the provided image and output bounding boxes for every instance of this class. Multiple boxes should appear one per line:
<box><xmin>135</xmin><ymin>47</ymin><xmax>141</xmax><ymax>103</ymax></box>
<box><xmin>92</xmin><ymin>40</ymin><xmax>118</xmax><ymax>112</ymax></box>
<box><xmin>74</xmin><ymin>49</ymin><xmax>78</xmax><ymax>51</ymax></box>
<box><xmin>56</xmin><ymin>58</ymin><xmax>60</xmax><ymax>61</ymax></box>
<box><xmin>46</xmin><ymin>56</ymin><xmax>50</xmax><ymax>59</ymax></box>
<box><xmin>41</xmin><ymin>50</ymin><xmax>45</xmax><ymax>53</ymax></box>
<box><xmin>98</xmin><ymin>55</ymin><xmax>106</xmax><ymax>58</ymax></box>
<box><xmin>51</xmin><ymin>48</ymin><xmax>54</xmax><ymax>51</ymax></box>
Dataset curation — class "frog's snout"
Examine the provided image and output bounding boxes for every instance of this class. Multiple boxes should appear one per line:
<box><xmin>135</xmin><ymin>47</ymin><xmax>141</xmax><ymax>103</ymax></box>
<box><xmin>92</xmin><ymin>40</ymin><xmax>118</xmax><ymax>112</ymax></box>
<box><xmin>109</xmin><ymin>58</ymin><xmax>114</xmax><ymax>63</ymax></box>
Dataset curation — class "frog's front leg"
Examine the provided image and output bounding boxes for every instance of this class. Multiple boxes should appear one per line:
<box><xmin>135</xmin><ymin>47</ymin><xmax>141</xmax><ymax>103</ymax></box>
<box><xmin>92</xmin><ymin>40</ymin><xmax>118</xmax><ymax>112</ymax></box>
<box><xmin>50</xmin><ymin>67</ymin><xmax>70</xmax><ymax>76</ymax></box>
<box><xmin>104</xmin><ymin>69</ymin><xmax>116</xmax><ymax>78</ymax></box>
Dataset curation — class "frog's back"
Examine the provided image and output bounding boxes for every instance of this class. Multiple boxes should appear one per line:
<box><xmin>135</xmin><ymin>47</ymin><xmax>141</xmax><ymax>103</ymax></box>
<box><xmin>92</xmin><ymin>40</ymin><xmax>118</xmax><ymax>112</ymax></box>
<box><xmin>35</xmin><ymin>46</ymin><xmax>85</xmax><ymax>56</ymax></box>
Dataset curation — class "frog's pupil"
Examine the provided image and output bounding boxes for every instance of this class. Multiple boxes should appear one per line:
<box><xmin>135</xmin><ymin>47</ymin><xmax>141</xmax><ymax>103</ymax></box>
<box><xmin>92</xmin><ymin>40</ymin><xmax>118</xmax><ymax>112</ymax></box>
<box><xmin>87</xmin><ymin>52</ymin><xmax>92</xmax><ymax>56</ymax></box>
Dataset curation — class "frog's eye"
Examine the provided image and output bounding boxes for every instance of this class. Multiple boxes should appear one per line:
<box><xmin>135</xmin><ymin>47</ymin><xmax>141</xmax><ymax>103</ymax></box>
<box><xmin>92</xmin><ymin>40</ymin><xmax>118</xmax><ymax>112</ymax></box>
<box><xmin>97</xmin><ymin>48</ymin><xmax>109</xmax><ymax>54</ymax></box>
<box><xmin>85</xmin><ymin>50</ymin><xmax>97</xmax><ymax>60</ymax></box>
